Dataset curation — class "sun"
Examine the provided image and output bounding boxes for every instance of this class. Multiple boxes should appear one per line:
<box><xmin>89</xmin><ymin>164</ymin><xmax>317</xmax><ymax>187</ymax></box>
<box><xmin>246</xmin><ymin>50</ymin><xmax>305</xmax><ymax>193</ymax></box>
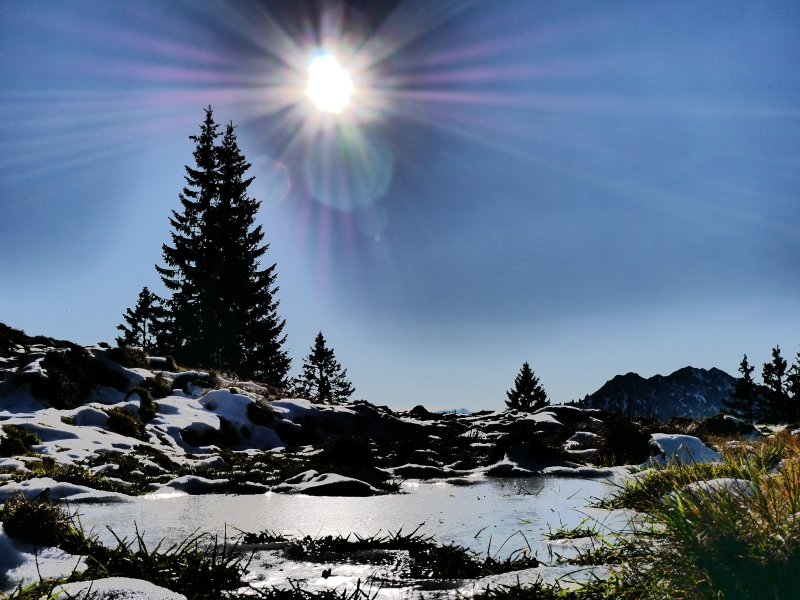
<box><xmin>305</xmin><ymin>52</ymin><xmax>354</xmax><ymax>114</ymax></box>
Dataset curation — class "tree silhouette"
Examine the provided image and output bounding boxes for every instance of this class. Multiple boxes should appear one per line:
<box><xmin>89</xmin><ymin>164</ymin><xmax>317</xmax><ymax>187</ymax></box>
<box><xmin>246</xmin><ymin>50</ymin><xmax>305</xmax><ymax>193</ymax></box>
<box><xmin>786</xmin><ymin>349</ymin><xmax>800</xmax><ymax>423</ymax></box>
<box><xmin>721</xmin><ymin>354</ymin><xmax>759</xmax><ymax>423</ymax></box>
<box><xmin>292</xmin><ymin>332</ymin><xmax>354</xmax><ymax>404</ymax></box>
<box><xmin>156</xmin><ymin>107</ymin><xmax>219</xmax><ymax>364</ymax></box>
<box><xmin>762</xmin><ymin>346</ymin><xmax>790</xmax><ymax>423</ymax></box>
<box><xmin>153</xmin><ymin>108</ymin><xmax>290</xmax><ymax>385</ymax></box>
<box><xmin>505</xmin><ymin>361</ymin><xmax>549</xmax><ymax>411</ymax></box>
<box><xmin>115</xmin><ymin>287</ymin><xmax>165</xmax><ymax>352</ymax></box>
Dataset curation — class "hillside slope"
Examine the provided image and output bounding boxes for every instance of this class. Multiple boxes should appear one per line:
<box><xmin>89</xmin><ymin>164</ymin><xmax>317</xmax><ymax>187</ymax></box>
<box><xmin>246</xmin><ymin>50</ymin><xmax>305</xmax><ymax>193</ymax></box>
<box><xmin>580</xmin><ymin>366</ymin><xmax>737</xmax><ymax>418</ymax></box>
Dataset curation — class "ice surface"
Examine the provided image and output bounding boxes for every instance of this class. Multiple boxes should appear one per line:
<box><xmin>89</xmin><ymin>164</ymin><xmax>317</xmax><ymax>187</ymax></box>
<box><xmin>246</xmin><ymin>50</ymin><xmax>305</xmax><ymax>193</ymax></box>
<box><xmin>53</xmin><ymin>577</ymin><xmax>187</xmax><ymax>600</ymax></box>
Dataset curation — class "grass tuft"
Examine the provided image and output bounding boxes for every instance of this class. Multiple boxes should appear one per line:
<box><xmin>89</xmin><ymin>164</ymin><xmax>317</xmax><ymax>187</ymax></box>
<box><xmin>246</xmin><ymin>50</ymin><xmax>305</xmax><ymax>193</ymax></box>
<box><xmin>0</xmin><ymin>424</ymin><xmax>41</xmax><ymax>457</ymax></box>
<box><xmin>104</xmin><ymin>406</ymin><xmax>147</xmax><ymax>440</ymax></box>
<box><xmin>0</xmin><ymin>491</ymin><xmax>72</xmax><ymax>547</ymax></box>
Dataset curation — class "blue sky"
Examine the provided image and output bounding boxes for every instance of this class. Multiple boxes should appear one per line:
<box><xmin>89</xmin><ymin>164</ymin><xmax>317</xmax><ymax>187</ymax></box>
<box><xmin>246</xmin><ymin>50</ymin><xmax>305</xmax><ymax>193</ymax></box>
<box><xmin>1</xmin><ymin>0</ymin><xmax>799</xmax><ymax>410</ymax></box>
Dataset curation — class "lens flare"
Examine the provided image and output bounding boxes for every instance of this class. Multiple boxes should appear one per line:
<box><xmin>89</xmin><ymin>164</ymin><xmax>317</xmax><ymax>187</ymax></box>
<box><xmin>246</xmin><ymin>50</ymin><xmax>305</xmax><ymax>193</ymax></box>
<box><xmin>306</xmin><ymin>52</ymin><xmax>354</xmax><ymax>113</ymax></box>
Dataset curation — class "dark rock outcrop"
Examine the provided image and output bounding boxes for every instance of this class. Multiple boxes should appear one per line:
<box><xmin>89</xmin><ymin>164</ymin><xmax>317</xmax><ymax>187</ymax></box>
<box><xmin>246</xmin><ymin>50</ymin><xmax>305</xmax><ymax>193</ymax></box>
<box><xmin>581</xmin><ymin>366</ymin><xmax>738</xmax><ymax>418</ymax></box>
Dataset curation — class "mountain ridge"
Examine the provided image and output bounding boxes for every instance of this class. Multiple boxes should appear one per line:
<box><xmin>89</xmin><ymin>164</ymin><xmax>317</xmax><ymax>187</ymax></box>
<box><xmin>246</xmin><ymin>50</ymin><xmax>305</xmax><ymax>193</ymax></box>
<box><xmin>579</xmin><ymin>365</ymin><xmax>739</xmax><ymax>418</ymax></box>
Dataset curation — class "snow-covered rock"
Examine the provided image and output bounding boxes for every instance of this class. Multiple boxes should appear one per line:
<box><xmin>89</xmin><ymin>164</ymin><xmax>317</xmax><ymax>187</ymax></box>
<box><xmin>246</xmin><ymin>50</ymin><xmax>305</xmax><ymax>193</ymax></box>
<box><xmin>0</xmin><ymin>477</ymin><xmax>130</xmax><ymax>503</ymax></box>
<box><xmin>273</xmin><ymin>471</ymin><xmax>379</xmax><ymax>496</ymax></box>
<box><xmin>684</xmin><ymin>477</ymin><xmax>757</xmax><ymax>498</ymax></box>
<box><xmin>649</xmin><ymin>433</ymin><xmax>722</xmax><ymax>464</ymax></box>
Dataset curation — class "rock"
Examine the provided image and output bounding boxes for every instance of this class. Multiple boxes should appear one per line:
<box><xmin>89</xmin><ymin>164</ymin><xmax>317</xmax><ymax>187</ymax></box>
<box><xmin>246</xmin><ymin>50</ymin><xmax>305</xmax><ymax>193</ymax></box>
<box><xmin>486</xmin><ymin>442</ymin><xmax>580</xmax><ymax>477</ymax></box>
<box><xmin>273</xmin><ymin>472</ymin><xmax>379</xmax><ymax>496</ymax></box>
<box><xmin>694</xmin><ymin>414</ymin><xmax>760</xmax><ymax>439</ymax></box>
<box><xmin>161</xmin><ymin>475</ymin><xmax>230</xmax><ymax>494</ymax></box>
<box><xmin>684</xmin><ymin>477</ymin><xmax>757</xmax><ymax>498</ymax></box>
<box><xmin>72</xmin><ymin>406</ymin><xmax>110</xmax><ymax>427</ymax></box>
<box><xmin>390</xmin><ymin>464</ymin><xmax>448</xmax><ymax>479</ymax></box>
<box><xmin>649</xmin><ymin>433</ymin><xmax>722</xmax><ymax>464</ymax></box>
<box><xmin>565</xmin><ymin>431</ymin><xmax>600</xmax><ymax>446</ymax></box>
<box><xmin>408</xmin><ymin>449</ymin><xmax>440</xmax><ymax>464</ymax></box>
<box><xmin>0</xmin><ymin>477</ymin><xmax>130</xmax><ymax>503</ymax></box>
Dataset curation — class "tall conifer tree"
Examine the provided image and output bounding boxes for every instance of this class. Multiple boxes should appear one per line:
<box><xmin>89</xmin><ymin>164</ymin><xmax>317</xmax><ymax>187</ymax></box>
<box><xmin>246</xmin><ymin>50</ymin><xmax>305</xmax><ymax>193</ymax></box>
<box><xmin>156</xmin><ymin>107</ymin><xmax>219</xmax><ymax>364</ymax></box>
<box><xmin>153</xmin><ymin>108</ymin><xmax>290</xmax><ymax>385</ymax></box>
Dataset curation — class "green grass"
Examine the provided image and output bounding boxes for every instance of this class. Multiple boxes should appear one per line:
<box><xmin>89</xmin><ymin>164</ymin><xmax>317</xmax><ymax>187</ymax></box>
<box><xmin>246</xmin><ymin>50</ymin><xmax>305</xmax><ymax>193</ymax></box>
<box><xmin>244</xmin><ymin>525</ymin><xmax>540</xmax><ymax>580</ymax></box>
<box><xmin>0</xmin><ymin>425</ymin><xmax>40</xmax><ymax>457</ymax></box>
<box><xmin>10</xmin><ymin>457</ymin><xmax>142</xmax><ymax>495</ymax></box>
<box><xmin>569</xmin><ymin>429</ymin><xmax>800</xmax><ymax>599</ymax></box>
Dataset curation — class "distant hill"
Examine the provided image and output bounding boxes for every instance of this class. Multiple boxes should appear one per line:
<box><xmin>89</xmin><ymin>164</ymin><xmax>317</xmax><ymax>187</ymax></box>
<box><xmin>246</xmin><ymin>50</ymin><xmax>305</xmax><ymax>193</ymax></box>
<box><xmin>579</xmin><ymin>366</ymin><xmax>738</xmax><ymax>418</ymax></box>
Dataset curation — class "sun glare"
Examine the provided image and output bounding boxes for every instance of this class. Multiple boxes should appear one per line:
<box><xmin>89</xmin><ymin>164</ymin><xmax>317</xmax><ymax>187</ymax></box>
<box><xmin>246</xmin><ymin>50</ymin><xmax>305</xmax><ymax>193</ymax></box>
<box><xmin>306</xmin><ymin>52</ymin><xmax>354</xmax><ymax>113</ymax></box>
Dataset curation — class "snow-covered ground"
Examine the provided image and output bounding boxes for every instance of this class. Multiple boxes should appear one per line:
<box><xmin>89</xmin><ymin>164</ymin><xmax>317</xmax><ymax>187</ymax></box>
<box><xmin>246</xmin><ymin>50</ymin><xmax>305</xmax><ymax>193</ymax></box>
<box><xmin>0</xmin><ymin>340</ymin><xmax>734</xmax><ymax>596</ymax></box>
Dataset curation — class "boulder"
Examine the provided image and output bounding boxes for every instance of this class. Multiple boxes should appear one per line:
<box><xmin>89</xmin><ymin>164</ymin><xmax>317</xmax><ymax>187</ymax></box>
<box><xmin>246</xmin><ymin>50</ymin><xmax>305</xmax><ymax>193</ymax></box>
<box><xmin>650</xmin><ymin>433</ymin><xmax>722</xmax><ymax>464</ymax></box>
<box><xmin>273</xmin><ymin>471</ymin><xmax>379</xmax><ymax>496</ymax></box>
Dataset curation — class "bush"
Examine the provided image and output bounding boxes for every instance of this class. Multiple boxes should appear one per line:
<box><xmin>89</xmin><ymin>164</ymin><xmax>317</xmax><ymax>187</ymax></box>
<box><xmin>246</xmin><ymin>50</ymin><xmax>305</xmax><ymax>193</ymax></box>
<box><xmin>246</xmin><ymin>398</ymin><xmax>277</xmax><ymax>426</ymax></box>
<box><xmin>143</xmin><ymin>372</ymin><xmax>173</xmax><ymax>398</ymax></box>
<box><xmin>0</xmin><ymin>424</ymin><xmax>40</xmax><ymax>457</ymax></box>
<box><xmin>105</xmin><ymin>407</ymin><xmax>147</xmax><ymax>440</ymax></box>
<box><xmin>0</xmin><ymin>492</ymin><xmax>72</xmax><ymax>547</ymax></box>
<box><xmin>18</xmin><ymin>346</ymin><xmax>129</xmax><ymax>409</ymax></box>
<box><xmin>0</xmin><ymin>321</ymin><xmax>72</xmax><ymax>358</ymax></box>
<box><xmin>486</xmin><ymin>421</ymin><xmax>572</xmax><ymax>465</ymax></box>
<box><xmin>593</xmin><ymin>416</ymin><xmax>653</xmax><ymax>466</ymax></box>
<box><xmin>125</xmin><ymin>387</ymin><xmax>158</xmax><ymax>421</ymax></box>
<box><xmin>317</xmin><ymin>435</ymin><xmax>376</xmax><ymax>468</ymax></box>
<box><xmin>108</xmin><ymin>345</ymin><xmax>150</xmax><ymax>369</ymax></box>
<box><xmin>173</xmin><ymin>371</ymin><xmax>220</xmax><ymax>393</ymax></box>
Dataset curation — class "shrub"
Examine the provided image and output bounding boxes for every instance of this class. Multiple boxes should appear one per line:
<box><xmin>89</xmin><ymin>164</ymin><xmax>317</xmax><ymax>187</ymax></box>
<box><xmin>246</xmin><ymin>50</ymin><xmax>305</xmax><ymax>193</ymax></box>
<box><xmin>125</xmin><ymin>387</ymin><xmax>158</xmax><ymax>421</ymax></box>
<box><xmin>486</xmin><ymin>421</ymin><xmax>572</xmax><ymax>465</ymax></box>
<box><xmin>173</xmin><ymin>371</ymin><xmax>220</xmax><ymax>393</ymax></box>
<box><xmin>143</xmin><ymin>372</ymin><xmax>173</xmax><ymax>398</ymax></box>
<box><xmin>593</xmin><ymin>416</ymin><xmax>653</xmax><ymax>466</ymax></box>
<box><xmin>0</xmin><ymin>492</ymin><xmax>72</xmax><ymax>547</ymax></box>
<box><xmin>17</xmin><ymin>346</ymin><xmax>130</xmax><ymax>409</ymax></box>
<box><xmin>105</xmin><ymin>407</ymin><xmax>147</xmax><ymax>440</ymax></box>
<box><xmin>246</xmin><ymin>398</ymin><xmax>277</xmax><ymax>426</ymax></box>
<box><xmin>108</xmin><ymin>345</ymin><xmax>150</xmax><ymax>369</ymax></box>
<box><xmin>317</xmin><ymin>435</ymin><xmax>376</xmax><ymax>468</ymax></box>
<box><xmin>0</xmin><ymin>424</ymin><xmax>40</xmax><ymax>457</ymax></box>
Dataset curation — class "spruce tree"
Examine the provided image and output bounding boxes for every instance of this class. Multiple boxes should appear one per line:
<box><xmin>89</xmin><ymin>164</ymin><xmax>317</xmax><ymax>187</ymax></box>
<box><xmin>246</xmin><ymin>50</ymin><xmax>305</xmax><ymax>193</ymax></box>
<box><xmin>155</xmin><ymin>108</ymin><xmax>291</xmax><ymax>385</ymax></box>
<box><xmin>156</xmin><ymin>107</ymin><xmax>219</xmax><ymax>364</ymax></box>
<box><xmin>210</xmin><ymin>122</ymin><xmax>290</xmax><ymax>384</ymax></box>
<box><xmin>115</xmin><ymin>287</ymin><xmax>164</xmax><ymax>352</ymax></box>
<box><xmin>722</xmin><ymin>354</ymin><xmax>758</xmax><ymax>423</ymax></box>
<box><xmin>762</xmin><ymin>346</ymin><xmax>790</xmax><ymax>423</ymax></box>
<box><xmin>505</xmin><ymin>361</ymin><xmax>549</xmax><ymax>412</ymax></box>
<box><xmin>292</xmin><ymin>332</ymin><xmax>354</xmax><ymax>404</ymax></box>
<box><xmin>786</xmin><ymin>349</ymin><xmax>800</xmax><ymax>423</ymax></box>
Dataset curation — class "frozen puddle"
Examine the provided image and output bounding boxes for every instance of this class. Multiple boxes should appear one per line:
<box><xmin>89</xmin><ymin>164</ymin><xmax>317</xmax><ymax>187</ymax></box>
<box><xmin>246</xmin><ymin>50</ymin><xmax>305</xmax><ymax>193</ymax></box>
<box><xmin>5</xmin><ymin>475</ymin><xmax>624</xmax><ymax>596</ymax></box>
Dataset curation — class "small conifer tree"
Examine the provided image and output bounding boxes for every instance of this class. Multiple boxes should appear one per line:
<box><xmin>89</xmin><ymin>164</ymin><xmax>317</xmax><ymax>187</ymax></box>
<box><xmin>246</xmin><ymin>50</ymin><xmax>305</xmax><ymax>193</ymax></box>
<box><xmin>762</xmin><ymin>346</ymin><xmax>790</xmax><ymax>423</ymax></box>
<box><xmin>721</xmin><ymin>354</ymin><xmax>759</xmax><ymax>423</ymax></box>
<box><xmin>505</xmin><ymin>361</ymin><xmax>549</xmax><ymax>412</ymax></box>
<box><xmin>292</xmin><ymin>332</ymin><xmax>354</xmax><ymax>404</ymax></box>
<box><xmin>116</xmin><ymin>287</ymin><xmax>165</xmax><ymax>353</ymax></box>
<box><xmin>785</xmin><ymin>349</ymin><xmax>800</xmax><ymax>423</ymax></box>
